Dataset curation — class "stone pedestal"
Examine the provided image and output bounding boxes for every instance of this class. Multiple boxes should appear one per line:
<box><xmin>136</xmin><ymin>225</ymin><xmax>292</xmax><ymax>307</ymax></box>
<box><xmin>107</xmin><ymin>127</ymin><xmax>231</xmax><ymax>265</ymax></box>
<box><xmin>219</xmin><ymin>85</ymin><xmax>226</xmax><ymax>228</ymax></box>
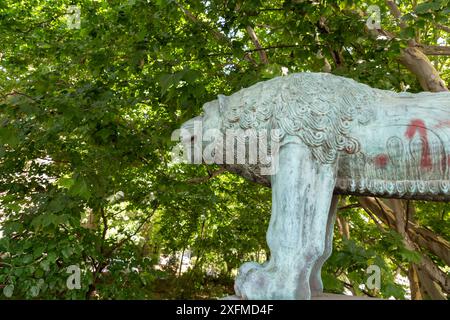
<box><xmin>311</xmin><ymin>293</ymin><xmax>380</xmax><ymax>300</ymax></box>
<box><xmin>221</xmin><ymin>293</ymin><xmax>380</xmax><ymax>300</ymax></box>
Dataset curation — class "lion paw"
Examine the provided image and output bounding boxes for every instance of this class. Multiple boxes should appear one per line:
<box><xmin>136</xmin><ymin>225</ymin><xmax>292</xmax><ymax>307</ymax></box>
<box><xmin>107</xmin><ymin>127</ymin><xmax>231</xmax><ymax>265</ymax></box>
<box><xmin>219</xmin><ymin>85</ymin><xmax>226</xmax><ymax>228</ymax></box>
<box><xmin>235</xmin><ymin>261</ymin><xmax>311</xmax><ymax>300</ymax></box>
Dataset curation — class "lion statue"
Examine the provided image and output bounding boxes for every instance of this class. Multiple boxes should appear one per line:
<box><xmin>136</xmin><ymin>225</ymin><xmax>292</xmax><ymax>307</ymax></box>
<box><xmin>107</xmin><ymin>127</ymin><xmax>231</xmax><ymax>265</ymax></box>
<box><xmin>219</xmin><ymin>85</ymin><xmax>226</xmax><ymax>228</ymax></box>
<box><xmin>179</xmin><ymin>72</ymin><xmax>450</xmax><ymax>299</ymax></box>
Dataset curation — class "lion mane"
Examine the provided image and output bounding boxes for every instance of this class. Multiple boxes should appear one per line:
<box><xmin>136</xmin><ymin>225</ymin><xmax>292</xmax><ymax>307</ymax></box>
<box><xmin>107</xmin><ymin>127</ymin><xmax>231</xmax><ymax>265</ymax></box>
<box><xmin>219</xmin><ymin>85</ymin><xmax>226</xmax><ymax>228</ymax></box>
<box><xmin>217</xmin><ymin>73</ymin><xmax>384</xmax><ymax>164</ymax></box>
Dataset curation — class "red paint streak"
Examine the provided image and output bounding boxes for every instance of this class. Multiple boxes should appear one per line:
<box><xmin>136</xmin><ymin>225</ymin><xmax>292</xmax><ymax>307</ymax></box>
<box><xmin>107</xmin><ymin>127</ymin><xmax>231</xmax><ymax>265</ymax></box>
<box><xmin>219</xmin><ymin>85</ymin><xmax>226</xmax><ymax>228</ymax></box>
<box><xmin>405</xmin><ymin>119</ymin><xmax>432</xmax><ymax>169</ymax></box>
<box><xmin>434</xmin><ymin>120</ymin><xmax>450</xmax><ymax>128</ymax></box>
<box><xmin>442</xmin><ymin>154</ymin><xmax>447</xmax><ymax>171</ymax></box>
<box><xmin>374</xmin><ymin>154</ymin><xmax>389</xmax><ymax>168</ymax></box>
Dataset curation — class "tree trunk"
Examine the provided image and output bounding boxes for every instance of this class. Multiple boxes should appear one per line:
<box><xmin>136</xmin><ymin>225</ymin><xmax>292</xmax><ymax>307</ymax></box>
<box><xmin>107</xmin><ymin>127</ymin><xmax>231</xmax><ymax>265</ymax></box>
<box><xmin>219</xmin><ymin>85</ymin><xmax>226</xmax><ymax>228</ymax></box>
<box><xmin>399</xmin><ymin>46</ymin><xmax>449</xmax><ymax>92</ymax></box>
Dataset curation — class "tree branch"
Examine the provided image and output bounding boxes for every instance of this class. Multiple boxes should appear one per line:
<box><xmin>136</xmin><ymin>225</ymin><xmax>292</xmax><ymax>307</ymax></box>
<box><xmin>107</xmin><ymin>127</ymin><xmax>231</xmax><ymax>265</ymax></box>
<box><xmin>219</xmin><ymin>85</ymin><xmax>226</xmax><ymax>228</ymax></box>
<box><xmin>1</xmin><ymin>90</ymin><xmax>38</xmax><ymax>102</ymax></box>
<box><xmin>336</xmin><ymin>215</ymin><xmax>350</xmax><ymax>240</ymax></box>
<box><xmin>245</xmin><ymin>26</ymin><xmax>269</xmax><ymax>64</ymax></box>
<box><xmin>398</xmin><ymin>46</ymin><xmax>449</xmax><ymax>91</ymax></box>
<box><xmin>317</xmin><ymin>16</ymin><xmax>345</xmax><ymax>68</ymax></box>
<box><xmin>100</xmin><ymin>207</ymin><xmax>108</xmax><ymax>254</ymax></box>
<box><xmin>338</xmin><ymin>203</ymin><xmax>361</xmax><ymax>211</ymax></box>
<box><xmin>435</xmin><ymin>23</ymin><xmax>450</xmax><ymax>33</ymax></box>
<box><xmin>187</xmin><ymin>168</ymin><xmax>226</xmax><ymax>184</ymax></box>
<box><xmin>105</xmin><ymin>202</ymin><xmax>159</xmax><ymax>257</ymax></box>
<box><xmin>380</xmin><ymin>1</ymin><xmax>449</xmax><ymax>91</ymax></box>
<box><xmin>421</xmin><ymin>45</ymin><xmax>450</xmax><ymax>56</ymax></box>
<box><xmin>174</xmin><ymin>1</ymin><xmax>257</xmax><ymax>66</ymax></box>
<box><xmin>360</xmin><ymin>197</ymin><xmax>450</xmax><ymax>265</ymax></box>
<box><xmin>359</xmin><ymin>197</ymin><xmax>450</xmax><ymax>295</ymax></box>
<box><xmin>174</xmin><ymin>1</ymin><xmax>227</xmax><ymax>43</ymax></box>
<box><xmin>385</xmin><ymin>0</ymin><xmax>407</xmax><ymax>29</ymax></box>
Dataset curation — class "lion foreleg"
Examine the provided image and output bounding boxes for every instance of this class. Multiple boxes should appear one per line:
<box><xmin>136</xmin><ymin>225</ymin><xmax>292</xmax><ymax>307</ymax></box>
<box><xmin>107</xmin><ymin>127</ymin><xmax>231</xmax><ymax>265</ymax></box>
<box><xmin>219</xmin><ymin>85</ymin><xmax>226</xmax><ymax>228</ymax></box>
<box><xmin>234</xmin><ymin>143</ymin><xmax>337</xmax><ymax>299</ymax></box>
<box><xmin>309</xmin><ymin>194</ymin><xmax>338</xmax><ymax>296</ymax></box>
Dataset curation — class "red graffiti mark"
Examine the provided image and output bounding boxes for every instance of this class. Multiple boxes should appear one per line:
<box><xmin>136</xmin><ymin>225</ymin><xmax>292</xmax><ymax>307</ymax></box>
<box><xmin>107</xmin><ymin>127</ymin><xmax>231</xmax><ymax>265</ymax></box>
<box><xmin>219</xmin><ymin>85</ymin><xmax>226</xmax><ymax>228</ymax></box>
<box><xmin>405</xmin><ymin>119</ymin><xmax>432</xmax><ymax>169</ymax></box>
<box><xmin>434</xmin><ymin>120</ymin><xmax>450</xmax><ymax>128</ymax></box>
<box><xmin>442</xmin><ymin>154</ymin><xmax>447</xmax><ymax>171</ymax></box>
<box><xmin>374</xmin><ymin>154</ymin><xmax>389</xmax><ymax>168</ymax></box>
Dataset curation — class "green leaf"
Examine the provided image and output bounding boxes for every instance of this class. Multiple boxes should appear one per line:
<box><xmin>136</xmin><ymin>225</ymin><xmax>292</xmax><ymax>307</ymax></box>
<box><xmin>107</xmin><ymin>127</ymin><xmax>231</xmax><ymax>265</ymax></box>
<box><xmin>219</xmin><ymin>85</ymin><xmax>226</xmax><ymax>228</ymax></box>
<box><xmin>415</xmin><ymin>3</ymin><xmax>434</xmax><ymax>14</ymax></box>
<box><xmin>61</xmin><ymin>247</ymin><xmax>74</xmax><ymax>259</ymax></box>
<box><xmin>159</xmin><ymin>74</ymin><xmax>174</xmax><ymax>95</ymax></box>
<box><xmin>57</xmin><ymin>175</ymin><xmax>75</xmax><ymax>189</ymax></box>
<box><xmin>399</xmin><ymin>248</ymin><xmax>421</xmax><ymax>263</ymax></box>
<box><xmin>183</xmin><ymin>69</ymin><xmax>201</xmax><ymax>84</ymax></box>
<box><xmin>42</xmin><ymin>214</ymin><xmax>57</xmax><ymax>227</ymax></box>
<box><xmin>34</xmin><ymin>268</ymin><xmax>45</xmax><ymax>278</ymax></box>
<box><xmin>322</xmin><ymin>273</ymin><xmax>344</xmax><ymax>293</ymax></box>
<box><xmin>40</xmin><ymin>260</ymin><xmax>50</xmax><ymax>272</ymax></box>
<box><xmin>47</xmin><ymin>252</ymin><xmax>57</xmax><ymax>263</ymax></box>
<box><xmin>0</xmin><ymin>127</ymin><xmax>20</xmax><ymax>146</ymax></box>
<box><xmin>400</xmin><ymin>26</ymin><xmax>416</xmax><ymax>39</ymax></box>
<box><xmin>69</xmin><ymin>177</ymin><xmax>91</xmax><ymax>200</ymax></box>
<box><xmin>47</xmin><ymin>197</ymin><xmax>65</xmax><ymax>213</ymax></box>
<box><xmin>20</xmin><ymin>254</ymin><xmax>33</xmax><ymax>264</ymax></box>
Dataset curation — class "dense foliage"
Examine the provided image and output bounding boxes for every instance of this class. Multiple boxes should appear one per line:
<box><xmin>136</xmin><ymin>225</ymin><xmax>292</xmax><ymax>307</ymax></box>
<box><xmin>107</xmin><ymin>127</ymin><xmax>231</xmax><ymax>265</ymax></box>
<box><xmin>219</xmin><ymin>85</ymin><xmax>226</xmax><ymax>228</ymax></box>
<box><xmin>0</xmin><ymin>0</ymin><xmax>448</xmax><ymax>299</ymax></box>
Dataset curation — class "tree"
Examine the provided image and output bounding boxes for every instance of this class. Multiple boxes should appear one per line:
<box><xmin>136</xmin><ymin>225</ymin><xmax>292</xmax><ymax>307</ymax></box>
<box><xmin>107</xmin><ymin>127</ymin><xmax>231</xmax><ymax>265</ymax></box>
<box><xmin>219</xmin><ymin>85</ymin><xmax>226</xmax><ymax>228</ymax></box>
<box><xmin>0</xmin><ymin>0</ymin><xmax>448</xmax><ymax>299</ymax></box>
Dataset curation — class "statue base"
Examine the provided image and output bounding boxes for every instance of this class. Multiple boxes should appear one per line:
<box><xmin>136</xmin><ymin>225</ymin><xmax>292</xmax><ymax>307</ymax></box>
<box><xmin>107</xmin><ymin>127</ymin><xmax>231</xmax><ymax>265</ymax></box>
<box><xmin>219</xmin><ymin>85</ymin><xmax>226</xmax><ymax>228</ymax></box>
<box><xmin>220</xmin><ymin>293</ymin><xmax>380</xmax><ymax>300</ymax></box>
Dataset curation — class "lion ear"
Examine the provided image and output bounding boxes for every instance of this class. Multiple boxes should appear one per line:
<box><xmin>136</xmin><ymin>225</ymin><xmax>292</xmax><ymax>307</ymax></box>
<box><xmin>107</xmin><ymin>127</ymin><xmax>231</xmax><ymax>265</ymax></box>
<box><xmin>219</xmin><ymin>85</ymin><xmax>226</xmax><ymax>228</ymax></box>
<box><xmin>217</xmin><ymin>94</ymin><xmax>227</xmax><ymax>113</ymax></box>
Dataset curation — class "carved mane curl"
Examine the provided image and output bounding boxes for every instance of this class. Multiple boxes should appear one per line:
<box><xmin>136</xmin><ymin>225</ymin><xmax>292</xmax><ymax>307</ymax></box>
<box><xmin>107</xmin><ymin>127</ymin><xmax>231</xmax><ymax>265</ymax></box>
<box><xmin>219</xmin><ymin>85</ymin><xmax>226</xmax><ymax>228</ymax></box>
<box><xmin>218</xmin><ymin>73</ymin><xmax>383</xmax><ymax>164</ymax></box>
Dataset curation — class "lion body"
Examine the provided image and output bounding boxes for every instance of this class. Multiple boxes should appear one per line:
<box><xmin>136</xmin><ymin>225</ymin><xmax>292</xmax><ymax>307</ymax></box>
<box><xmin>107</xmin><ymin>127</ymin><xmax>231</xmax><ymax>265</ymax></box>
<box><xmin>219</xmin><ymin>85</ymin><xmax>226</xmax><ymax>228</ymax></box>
<box><xmin>218</xmin><ymin>73</ymin><xmax>450</xmax><ymax>200</ymax></box>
